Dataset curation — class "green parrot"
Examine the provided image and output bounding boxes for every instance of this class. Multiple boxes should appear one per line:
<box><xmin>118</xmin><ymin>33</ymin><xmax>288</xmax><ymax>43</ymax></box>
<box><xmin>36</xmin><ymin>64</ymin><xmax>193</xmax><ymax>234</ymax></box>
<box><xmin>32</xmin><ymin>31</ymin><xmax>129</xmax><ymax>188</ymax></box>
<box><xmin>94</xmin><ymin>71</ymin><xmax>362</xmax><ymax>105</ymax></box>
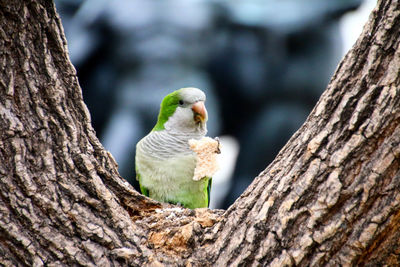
<box><xmin>135</xmin><ymin>87</ymin><xmax>212</xmax><ymax>209</ymax></box>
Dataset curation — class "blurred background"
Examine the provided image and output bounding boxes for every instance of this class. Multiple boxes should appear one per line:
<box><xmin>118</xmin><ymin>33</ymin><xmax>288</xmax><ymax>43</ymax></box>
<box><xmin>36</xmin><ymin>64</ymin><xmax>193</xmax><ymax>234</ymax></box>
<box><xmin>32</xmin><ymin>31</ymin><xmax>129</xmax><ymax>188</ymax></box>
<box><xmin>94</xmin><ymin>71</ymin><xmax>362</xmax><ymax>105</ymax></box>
<box><xmin>55</xmin><ymin>0</ymin><xmax>375</xmax><ymax>209</ymax></box>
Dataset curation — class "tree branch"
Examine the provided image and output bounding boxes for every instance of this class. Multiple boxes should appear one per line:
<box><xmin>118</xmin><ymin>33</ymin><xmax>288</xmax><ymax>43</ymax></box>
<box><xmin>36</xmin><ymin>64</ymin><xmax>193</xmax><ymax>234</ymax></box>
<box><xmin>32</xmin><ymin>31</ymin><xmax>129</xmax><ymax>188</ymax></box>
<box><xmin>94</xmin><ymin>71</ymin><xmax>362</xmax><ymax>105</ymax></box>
<box><xmin>1</xmin><ymin>0</ymin><xmax>399</xmax><ymax>266</ymax></box>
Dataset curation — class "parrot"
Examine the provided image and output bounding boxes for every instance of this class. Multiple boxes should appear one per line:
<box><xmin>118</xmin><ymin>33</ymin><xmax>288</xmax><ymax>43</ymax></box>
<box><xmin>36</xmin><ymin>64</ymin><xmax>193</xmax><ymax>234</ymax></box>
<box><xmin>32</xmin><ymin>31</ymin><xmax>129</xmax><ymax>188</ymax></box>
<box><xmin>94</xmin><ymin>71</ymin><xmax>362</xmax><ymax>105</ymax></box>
<box><xmin>135</xmin><ymin>87</ymin><xmax>212</xmax><ymax>209</ymax></box>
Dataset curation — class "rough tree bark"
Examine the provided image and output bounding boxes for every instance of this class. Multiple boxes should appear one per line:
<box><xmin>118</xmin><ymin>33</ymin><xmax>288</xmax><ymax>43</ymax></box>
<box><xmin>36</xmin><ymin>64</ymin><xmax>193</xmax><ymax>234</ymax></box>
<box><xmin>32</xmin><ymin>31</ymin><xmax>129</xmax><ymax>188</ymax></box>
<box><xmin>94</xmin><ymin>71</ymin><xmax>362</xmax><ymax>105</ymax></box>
<box><xmin>1</xmin><ymin>0</ymin><xmax>400</xmax><ymax>266</ymax></box>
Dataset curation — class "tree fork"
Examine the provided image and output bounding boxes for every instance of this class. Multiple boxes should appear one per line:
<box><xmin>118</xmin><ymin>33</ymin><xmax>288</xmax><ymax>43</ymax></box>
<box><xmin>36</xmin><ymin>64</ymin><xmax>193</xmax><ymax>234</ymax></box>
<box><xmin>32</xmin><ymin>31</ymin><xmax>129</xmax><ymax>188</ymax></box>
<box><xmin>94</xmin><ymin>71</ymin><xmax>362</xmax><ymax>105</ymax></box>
<box><xmin>0</xmin><ymin>0</ymin><xmax>400</xmax><ymax>266</ymax></box>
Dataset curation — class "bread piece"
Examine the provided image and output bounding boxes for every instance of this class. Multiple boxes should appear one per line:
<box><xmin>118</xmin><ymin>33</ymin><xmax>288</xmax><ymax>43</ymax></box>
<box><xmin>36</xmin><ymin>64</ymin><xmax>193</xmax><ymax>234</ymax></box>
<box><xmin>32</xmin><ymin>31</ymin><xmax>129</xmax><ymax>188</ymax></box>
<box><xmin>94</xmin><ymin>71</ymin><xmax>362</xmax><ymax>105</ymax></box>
<box><xmin>188</xmin><ymin>137</ymin><xmax>220</xmax><ymax>181</ymax></box>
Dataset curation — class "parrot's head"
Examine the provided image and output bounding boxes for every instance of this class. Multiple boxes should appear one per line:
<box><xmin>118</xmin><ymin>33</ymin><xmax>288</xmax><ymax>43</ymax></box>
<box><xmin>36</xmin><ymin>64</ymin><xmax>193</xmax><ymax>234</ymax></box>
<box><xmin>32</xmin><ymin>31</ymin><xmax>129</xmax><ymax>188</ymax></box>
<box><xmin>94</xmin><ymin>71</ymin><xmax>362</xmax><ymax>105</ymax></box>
<box><xmin>153</xmin><ymin>87</ymin><xmax>208</xmax><ymax>134</ymax></box>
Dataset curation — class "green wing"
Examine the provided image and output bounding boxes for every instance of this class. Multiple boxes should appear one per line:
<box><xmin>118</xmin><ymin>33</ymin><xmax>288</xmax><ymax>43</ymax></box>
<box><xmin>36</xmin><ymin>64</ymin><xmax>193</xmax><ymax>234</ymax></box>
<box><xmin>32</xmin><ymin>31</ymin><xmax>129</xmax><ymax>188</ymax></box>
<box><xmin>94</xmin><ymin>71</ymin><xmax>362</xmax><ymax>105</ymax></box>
<box><xmin>207</xmin><ymin>178</ymin><xmax>212</xmax><ymax>208</ymax></box>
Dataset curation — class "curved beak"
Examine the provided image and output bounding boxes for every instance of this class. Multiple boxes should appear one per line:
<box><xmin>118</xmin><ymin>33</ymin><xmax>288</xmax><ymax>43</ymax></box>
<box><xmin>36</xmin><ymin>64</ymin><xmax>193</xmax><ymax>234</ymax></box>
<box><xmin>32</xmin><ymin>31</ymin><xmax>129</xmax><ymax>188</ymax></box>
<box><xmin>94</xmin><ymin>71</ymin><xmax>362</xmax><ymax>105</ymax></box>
<box><xmin>192</xmin><ymin>101</ymin><xmax>207</xmax><ymax>123</ymax></box>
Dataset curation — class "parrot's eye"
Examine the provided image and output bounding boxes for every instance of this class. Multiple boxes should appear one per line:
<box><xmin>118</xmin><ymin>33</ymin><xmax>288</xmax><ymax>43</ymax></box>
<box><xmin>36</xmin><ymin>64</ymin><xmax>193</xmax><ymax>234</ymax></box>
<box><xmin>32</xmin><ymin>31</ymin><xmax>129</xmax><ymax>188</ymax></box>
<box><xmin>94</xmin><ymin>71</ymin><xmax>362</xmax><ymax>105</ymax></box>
<box><xmin>179</xmin><ymin>100</ymin><xmax>184</xmax><ymax>106</ymax></box>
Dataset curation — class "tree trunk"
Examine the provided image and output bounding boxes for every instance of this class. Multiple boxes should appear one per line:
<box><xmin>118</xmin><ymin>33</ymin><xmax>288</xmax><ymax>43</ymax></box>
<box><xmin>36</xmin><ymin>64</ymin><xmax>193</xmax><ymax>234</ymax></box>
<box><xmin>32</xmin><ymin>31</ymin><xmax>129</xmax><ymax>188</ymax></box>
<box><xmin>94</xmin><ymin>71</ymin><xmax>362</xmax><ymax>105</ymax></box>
<box><xmin>1</xmin><ymin>0</ymin><xmax>400</xmax><ymax>266</ymax></box>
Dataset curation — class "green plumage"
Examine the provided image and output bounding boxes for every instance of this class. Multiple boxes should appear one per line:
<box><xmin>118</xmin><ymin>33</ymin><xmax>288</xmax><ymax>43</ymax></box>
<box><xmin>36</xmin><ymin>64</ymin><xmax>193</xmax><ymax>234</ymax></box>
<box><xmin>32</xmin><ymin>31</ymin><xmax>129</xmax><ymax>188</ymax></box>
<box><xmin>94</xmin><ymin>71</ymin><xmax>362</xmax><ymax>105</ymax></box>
<box><xmin>136</xmin><ymin>172</ymin><xmax>149</xmax><ymax>197</ymax></box>
<box><xmin>152</xmin><ymin>90</ymin><xmax>180</xmax><ymax>131</ymax></box>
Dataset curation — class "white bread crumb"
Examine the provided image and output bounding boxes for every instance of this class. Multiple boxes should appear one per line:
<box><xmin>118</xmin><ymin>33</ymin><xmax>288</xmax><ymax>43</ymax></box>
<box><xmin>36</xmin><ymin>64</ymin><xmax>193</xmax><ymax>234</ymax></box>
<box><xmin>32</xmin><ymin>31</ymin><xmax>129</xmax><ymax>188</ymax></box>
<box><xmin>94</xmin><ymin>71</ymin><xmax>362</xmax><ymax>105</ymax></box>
<box><xmin>188</xmin><ymin>137</ymin><xmax>220</xmax><ymax>181</ymax></box>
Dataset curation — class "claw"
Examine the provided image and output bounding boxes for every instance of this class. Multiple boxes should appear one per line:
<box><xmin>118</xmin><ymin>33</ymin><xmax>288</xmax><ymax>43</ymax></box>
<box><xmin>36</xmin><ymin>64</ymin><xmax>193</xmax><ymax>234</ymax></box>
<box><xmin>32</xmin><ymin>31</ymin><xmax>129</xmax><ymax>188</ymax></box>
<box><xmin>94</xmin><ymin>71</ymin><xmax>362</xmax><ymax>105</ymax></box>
<box><xmin>214</xmin><ymin>137</ymin><xmax>221</xmax><ymax>154</ymax></box>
